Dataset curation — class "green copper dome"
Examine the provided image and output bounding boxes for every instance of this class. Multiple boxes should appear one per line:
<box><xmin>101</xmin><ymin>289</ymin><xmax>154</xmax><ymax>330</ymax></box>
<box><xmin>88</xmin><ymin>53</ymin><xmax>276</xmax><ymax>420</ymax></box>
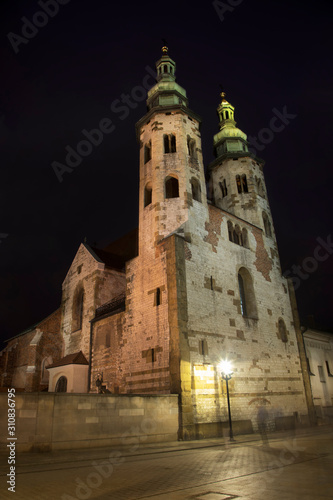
<box><xmin>146</xmin><ymin>45</ymin><xmax>188</xmax><ymax>110</ymax></box>
<box><xmin>213</xmin><ymin>92</ymin><xmax>248</xmax><ymax>157</ymax></box>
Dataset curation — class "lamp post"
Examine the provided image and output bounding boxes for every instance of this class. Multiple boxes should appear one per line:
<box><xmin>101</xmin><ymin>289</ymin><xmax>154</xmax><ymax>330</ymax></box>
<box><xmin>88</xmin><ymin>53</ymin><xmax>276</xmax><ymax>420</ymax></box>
<box><xmin>219</xmin><ymin>360</ymin><xmax>235</xmax><ymax>441</ymax></box>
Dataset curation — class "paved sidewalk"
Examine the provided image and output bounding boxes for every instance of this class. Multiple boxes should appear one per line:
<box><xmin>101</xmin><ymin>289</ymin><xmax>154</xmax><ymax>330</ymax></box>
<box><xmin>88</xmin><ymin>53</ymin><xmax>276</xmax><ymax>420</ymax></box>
<box><xmin>1</xmin><ymin>425</ymin><xmax>332</xmax><ymax>499</ymax></box>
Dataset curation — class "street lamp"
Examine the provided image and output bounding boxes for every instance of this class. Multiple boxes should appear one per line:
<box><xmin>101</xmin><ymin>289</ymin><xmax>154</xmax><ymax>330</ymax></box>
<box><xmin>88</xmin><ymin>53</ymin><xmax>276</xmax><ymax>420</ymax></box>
<box><xmin>218</xmin><ymin>360</ymin><xmax>235</xmax><ymax>441</ymax></box>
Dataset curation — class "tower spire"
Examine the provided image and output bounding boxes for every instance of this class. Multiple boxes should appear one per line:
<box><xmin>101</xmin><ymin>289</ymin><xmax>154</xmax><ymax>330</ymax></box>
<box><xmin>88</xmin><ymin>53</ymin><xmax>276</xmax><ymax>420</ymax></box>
<box><xmin>144</xmin><ymin>45</ymin><xmax>189</xmax><ymax>111</ymax></box>
<box><xmin>161</xmin><ymin>39</ymin><xmax>168</xmax><ymax>55</ymax></box>
<box><xmin>213</xmin><ymin>89</ymin><xmax>248</xmax><ymax>157</ymax></box>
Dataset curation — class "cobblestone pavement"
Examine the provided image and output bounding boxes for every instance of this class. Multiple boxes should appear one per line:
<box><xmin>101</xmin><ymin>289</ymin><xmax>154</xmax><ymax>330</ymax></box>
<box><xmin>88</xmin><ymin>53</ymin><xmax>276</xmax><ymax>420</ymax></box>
<box><xmin>1</xmin><ymin>427</ymin><xmax>332</xmax><ymax>499</ymax></box>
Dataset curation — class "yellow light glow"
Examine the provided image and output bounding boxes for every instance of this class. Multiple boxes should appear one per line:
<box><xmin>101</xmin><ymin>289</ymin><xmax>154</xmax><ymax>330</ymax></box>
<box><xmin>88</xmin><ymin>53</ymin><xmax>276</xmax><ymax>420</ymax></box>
<box><xmin>218</xmin><ymin>360</ymin><xmax>233</xmax><ymax>376</ymax></box>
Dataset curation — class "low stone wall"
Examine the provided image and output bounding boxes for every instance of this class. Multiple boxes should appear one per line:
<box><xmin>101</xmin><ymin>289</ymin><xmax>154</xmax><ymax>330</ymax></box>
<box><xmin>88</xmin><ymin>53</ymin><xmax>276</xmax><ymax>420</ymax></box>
<box><xmin>0</xmin><ymin>393</ymin><xmax>179</xmax><ymax>452</ymax></box>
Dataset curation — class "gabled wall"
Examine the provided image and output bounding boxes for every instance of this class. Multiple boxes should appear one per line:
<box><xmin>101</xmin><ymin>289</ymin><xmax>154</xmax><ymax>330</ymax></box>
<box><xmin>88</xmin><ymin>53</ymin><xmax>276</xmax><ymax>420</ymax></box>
<box><xmin>0</xmin><ymin>309</ymin><xmax>62</xmax><ymax>392</ymax></box>
<box><xmin>61</xmin><ymin>244</ymin><xmax>126</xmax><ymax>358</ymax></box>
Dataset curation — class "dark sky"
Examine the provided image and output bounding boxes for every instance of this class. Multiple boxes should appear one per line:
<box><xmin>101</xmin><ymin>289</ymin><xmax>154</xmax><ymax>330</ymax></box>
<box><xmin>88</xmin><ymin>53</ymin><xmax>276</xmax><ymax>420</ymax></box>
<box><xmin>1</xmin><ymin>0</ymin><xmax>332</xmax><ymax>347</ymax></box>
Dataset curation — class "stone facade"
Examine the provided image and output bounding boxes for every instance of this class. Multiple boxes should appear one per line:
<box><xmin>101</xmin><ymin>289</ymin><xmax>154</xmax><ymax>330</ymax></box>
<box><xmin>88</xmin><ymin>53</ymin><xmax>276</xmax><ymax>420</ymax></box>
<box><xmin>0</xmin><ymin>47</ymin><xmax>315</xmax><ymax>438</ymax></box>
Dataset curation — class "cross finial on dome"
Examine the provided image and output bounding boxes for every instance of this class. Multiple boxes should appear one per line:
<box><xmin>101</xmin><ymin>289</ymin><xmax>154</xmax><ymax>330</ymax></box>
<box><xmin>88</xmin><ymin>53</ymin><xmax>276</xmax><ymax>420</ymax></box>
<box><xmin>161</xmin><ymin>39</ymin><xmax>168</xmax><ymax>55</ymax></box>
<box><xmin>219</xmin><ymin>83</ymin><xmax>226</xmax><ymax>101</ymax></box>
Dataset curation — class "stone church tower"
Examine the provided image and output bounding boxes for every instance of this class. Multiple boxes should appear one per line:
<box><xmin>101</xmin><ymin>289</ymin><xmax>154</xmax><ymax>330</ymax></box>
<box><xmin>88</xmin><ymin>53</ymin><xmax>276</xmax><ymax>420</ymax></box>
<box><xmin>1</xmin><ymin>46</ymin><xmax>314</xmax><ymax>438</ymax></box>
<box><xmin>131</xmin><ymin>46</ymin><xmax>311</xmax><ymax>437</ymax></box>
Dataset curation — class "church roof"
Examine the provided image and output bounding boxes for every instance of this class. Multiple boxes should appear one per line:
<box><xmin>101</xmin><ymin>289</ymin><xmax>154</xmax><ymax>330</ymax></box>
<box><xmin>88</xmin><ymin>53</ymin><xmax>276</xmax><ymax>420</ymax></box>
<box><xmin>102</xmin><ymin>228</ymin><xmax>138</xmax><ymax>260</ymax></box>
<box><xmin>46</xmin><ymin>351</ymin><xmax>88</xmax><ymax>369</ymax></box>
<box><xmin>85</xmin><ymin>228</ymin><xmax>138</xmax><ymax>271</ymax></box>
<box><xmin>5</xmin><ymin>308</ymin><xmax>61</xmax><ymax>342</ymax></box>
<box><xmin>86</xmin><ymin>246</ymin><xmax>127</xmax><ymax>271</ymax></box>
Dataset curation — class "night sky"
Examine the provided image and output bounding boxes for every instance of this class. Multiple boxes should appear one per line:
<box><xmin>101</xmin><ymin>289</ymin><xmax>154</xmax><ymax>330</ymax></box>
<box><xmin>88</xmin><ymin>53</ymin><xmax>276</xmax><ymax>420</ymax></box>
<box><xmin>1</xmin><ymin>0</ymin><xmax>332</xmax><ymax>348</ymax></box>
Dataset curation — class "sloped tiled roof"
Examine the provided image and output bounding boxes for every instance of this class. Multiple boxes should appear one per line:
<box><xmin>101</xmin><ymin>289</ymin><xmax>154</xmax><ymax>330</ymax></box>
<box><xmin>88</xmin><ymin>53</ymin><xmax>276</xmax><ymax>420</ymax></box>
<box><xmin>5</xmin><ymin>308</ymin><xmax>61</xmax><ymax>343</ymax></box>
<box><xmin>102</xmin><ymin>228</ymin><xmax>138</xmax><ymax>260</ymax></box>
<box><xmin>87</xmin><ymin>246</ymin><xmax>126</xmax><ymax>271</ymax></box>
<box><xmin>46</xmin><ymin>351</ymin><xmax>88</xmax><ymax>369</ymax></box>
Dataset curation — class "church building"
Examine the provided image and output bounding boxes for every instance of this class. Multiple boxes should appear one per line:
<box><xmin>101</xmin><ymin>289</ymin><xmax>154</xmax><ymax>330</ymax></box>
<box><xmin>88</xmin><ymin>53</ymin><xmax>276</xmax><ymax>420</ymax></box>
<box><xmin>0</xmin><ymin>46</ymin><xmax>315</xmax><ymax>438</ymax></box>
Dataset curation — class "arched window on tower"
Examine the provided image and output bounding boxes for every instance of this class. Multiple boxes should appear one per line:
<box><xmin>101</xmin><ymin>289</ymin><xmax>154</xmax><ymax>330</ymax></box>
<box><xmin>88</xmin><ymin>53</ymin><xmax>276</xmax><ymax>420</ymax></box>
<box><xmin>170</xmin><ymin>134</ymin><xmax>176</xmax><ymax>153</ymax></box>
<box><xmin>191</xmin><ymin>178</ymin><xmax>201</xmax><ymax>202</ymax></box>
<box><xmin>165</xmin><ymin>176</ymin><xmax>179</xmax><ymax>199</ymax></box>
<box><xmin>236</xmin><ymin>174</ymin><xmax>249</xmax><ymax>194</ymax></box>
<box><xmin>72</xmin><ymin>287</ymin><xmax>84</xmax><ymax>332</ymax></box>
<box><xmin>144</xmin><ymin>182</ymin><xmax>152</xmax><ymax>207</ymax></box>
<box><xmin>233</xmin><ymin>225</ymin><xmax>242</xmax><ymax>246</ymax></box>
<box><xmin>163</xmin><ymin>134</ymin><xmax>170</xmax><ymax>153</ymax></box>
<box><xmin>219</xmin><ymin>179</ymin><xmax>228</xmax><ymax>198</ymax></box>
<box><xmin>241</xmin><ymin>175</ymin><xmax>248</xmax><ymax>193</ymax></box>
<box><xmin>55</xmin><ymin>376</ymin><xmax>67</xmax><ymax>393</ymax></box>
<box><xmin>144</xmin><ymin>141</ymin><xmax>151</xmax><ymax>163</ymax></box>
<box><xmin>236</xmin><ymin>175</ymin><xmax>242</xmax><ymax>194</ymax></box>
<box><xmin>262</xmin><ymin>211</ymin><xmax>272</xmax><ymax>237</ymax></box>
<box><xmin>238</xmin><ymin>267</ymin><xmax>258</xmax><ymax>319</ymax></box>
<box><xmin>278</xmin><ymin>318</ymin><xmax>288</xmax><ymax>343</ymax></box>
<box><xmin>225</xmin><ymin>111</ymin><xmax>229</xmax><ymax>119</ymax></box>
<box><xmin>187</xmin><ymin>137</ymin><xmax>197</xmax><ymax>158</ymax></box>
<box><xmin>163</xmin><ymin>65</ymin><xmax>167</xmax><ymax>73</ymax></box>
<box><xmin>163</xmin><ymin>134</ymin><xmax>177</xmax><ymax>154</ymax></box>
<box><xmin>256</xmin><ymin>176</ymin><xmax>265</xmax><ymax>198</ymax></box>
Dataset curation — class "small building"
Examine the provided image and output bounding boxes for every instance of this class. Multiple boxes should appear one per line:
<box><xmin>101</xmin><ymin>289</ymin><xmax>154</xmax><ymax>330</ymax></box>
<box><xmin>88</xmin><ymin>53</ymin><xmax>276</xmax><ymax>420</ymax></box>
<box><xmin>303</xmin><ymin>327</ymin><xmax>333</xmax><ymax>422</ymax></box>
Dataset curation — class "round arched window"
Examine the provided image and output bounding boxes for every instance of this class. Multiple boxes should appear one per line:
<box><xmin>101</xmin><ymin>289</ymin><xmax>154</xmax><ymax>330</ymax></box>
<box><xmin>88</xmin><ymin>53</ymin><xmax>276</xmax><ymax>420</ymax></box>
<box><xmin>55</xmin><ymin>376</ymin><xmax>67</xmax><ymax>393</ymax></box>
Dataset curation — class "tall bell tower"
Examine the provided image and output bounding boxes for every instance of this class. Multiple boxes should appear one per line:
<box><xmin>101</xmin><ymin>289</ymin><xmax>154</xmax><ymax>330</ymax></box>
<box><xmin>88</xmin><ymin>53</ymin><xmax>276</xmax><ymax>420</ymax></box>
<box><xmin>136</xmin><ymin>45</ymin><xmax>208</xmax><ymax>256</ymax></box>
<box><xmin>207</xmin><ymin>91</ymin><xmax>281</xmax><ymax>272</ymax></box>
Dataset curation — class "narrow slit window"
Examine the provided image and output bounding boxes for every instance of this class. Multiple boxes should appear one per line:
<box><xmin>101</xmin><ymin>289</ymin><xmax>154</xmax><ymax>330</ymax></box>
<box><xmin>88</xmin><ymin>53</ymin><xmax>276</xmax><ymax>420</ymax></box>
<box><xmin>170</xmin><ymin>134</ymin><xmax>176</xmax><ymax>153</ymax></box>
<box><xmin>156</xmin><ymin>287</ymin><xmax>161</xmax><ymax>306</ymax></box>
<box><xmin>236</xmin><ymin>175</ymin><xmax>242</xmax><ymax>194</ymax></box>
<box><xmin>238</xmin><ymin>267</ymin><xmax>258</xmax><ymax>319</ymax></box>
<box><xmin>242</xmin><ymin>228</ymin><xmax>249</xmax><ymax>248</ymax></box>
<box><xmin>144</xmin><ymin>141</ymin><xmax>151</xmax><ymax>163</ymax></box>
<box><xmin>187</xmin><ymin>137</ymin><xmax>196</xmax><ymax>158</ymax></box>
<box><xmin>191</xmin><ymin>178</ymin><xmax>201</xmax><ymax>202</ymax></box>
<box><xmin>262</xmin><ymin>212</ymin><xmax>272</xmax><ymax>237</ymax></box>
<box><xmin>241</xmin><ymin>175</ymin><xmax>248</xmax><ymax>193</ymax></box>
<box><xmin>235</xmin><ymin>225</ymin><xmax>242</xmax><ymax>246</ymax></box>
<box><xmin>199</xmin><ymin>340</ymin><xmax>208</xmax><ymax>356</ymax></box>
<box><xmin>227</xmin><ymin>221</ymin><xmax>233</xmax><ymax>242</ymax></box>
<box><xmin>219</xmin><ymin>179</ymin><xmax>228</xmax><ymax>198</ymax></box>
<box><xmin>238</xmin><ymin>274</ymin><xmax>247</xmax><ymax>317</ymax></box>
<box><xmin>163</xmin><ymin>134</ymin><xmax>170</xmax><ymax>153</ymax></box>
<box><xmin>233</xmin><ymin>228</ymin><xmax>240</xmax><ymax>245</ymax></box>
<box><xmin>144</xmin><ymin>183</ymin><xmax>152</xmax><ymax>207</ymax></box>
